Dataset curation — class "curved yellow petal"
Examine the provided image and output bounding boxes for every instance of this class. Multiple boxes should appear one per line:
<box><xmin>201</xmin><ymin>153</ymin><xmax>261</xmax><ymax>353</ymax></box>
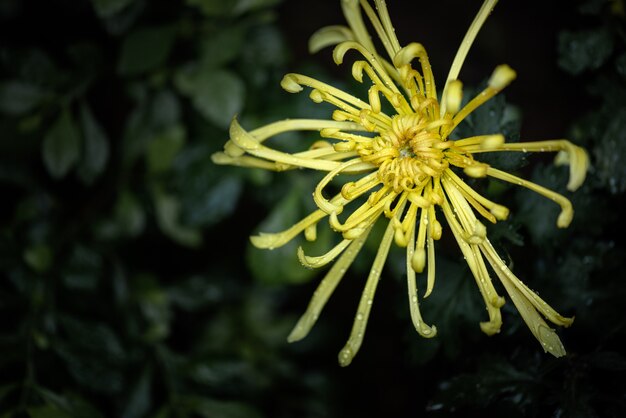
<box><xmin>309</xmin><ymin>25</ymin><xmax>354</xmax><ymax>53</ymax></box>
<box><xmin>297</xmin><ymin>239</ymin><xmax>352</xmax><ymax>269</ymax></box>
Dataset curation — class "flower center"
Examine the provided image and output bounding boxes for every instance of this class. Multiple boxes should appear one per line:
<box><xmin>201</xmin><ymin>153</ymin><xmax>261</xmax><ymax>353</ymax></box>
<box><xmin>356</xmin><ymin>114</ymin><xmax>450</xmax><ymax>192</ymax></box>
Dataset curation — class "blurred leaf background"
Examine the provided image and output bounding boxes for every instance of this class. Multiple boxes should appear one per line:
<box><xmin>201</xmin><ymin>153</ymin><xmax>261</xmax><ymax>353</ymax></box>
<box><xmin>1</xmin><ymin>0</ymin><xmax>625</xmax><ymax>417</ymax></box>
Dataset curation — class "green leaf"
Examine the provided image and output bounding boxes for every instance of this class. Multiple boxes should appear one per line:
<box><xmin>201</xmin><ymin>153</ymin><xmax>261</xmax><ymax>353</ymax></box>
<box><xmin>174</xmin><ymin>67</ymin><xmax>245</xmax><ymax>128</ymax></box>
<box><xmin>154</xmin><ymin>189</ymin><xmax>202</xmax><ymax>247</ymax></box>
<box><xmin>100</xmin><ymin>0</ymin><xmax>143</xmax><ymax>35</ymax></box>
<box><xmin>42</xmin><ymin>109</ymin><xmax>81</xmax><ymax>179</ymax></box>
<box><xmin>61</xmin><ymin>245</ymin><xmax>102</xmax><ymax>290</ymax></box>
<box><xmin>241</xmin><ymin>24</ymin><xmax>287</xmax><ymax>68</ymax></box>
<box><xmin>7</xmin><ymin>49</ymin><xmax>61</xmax><ymax>88</ymax></box>
<box><xmin>58</xmin><ymin>316</ymin><xmax>125</xmax><ymax>360</ymax></box>
<box><xmin>558</xmin><ymin>28</ymin><xmax>614</xmax><ymax>75</ymax></box>
<box><xmin>77</xmin><ymin>103</ymin><xmax>110</xmax><ymax>185</ymax></box>
<box><xmin>97</xmin><ymin>190</ymin><xmax>146</xmax><ymax>240</ymax></box>
<box><xmin>146</xmin><ymin>125</ymin><xmax>185</xmax><ymax>173</ymax></box>
<box><xmin>55</xmin><ymin>341</ymin><xmax>125</xmax><ymax>393</ymax></box>
<box><xmin>168</xmin><ymin>275</ymin><xmax>223</xmax><ymax>311</ymax></box>
<box><xmin>240</xmin><ymin>25</ymin><xmax>288</xmax><ymax>87</ymax></box>
<box><xmin>118</xmin><ymin>25</ymin><xmax>177</xmax><ymax>76</ymax></box>
<box><xmin>115</xmin><ymin>191</ymin><xmax>146</xmax><ymax>237</ymax></box>
<box><xmin>121</xmin><ymin>90</ymin><xmax>182</xmax><ymax>166</ymax></box>
<box><xmin>121</xmin><ymin>367</ymin><xmax>152</xmax><ymax>418</ymax></box>
<box><xmin>175</xmin><ymin>145</ymin><xmax>243</xmax><ymax>227</ymax></box>
<box><xmin>91</xmin><ymin>0</ymin><xmax>135</xmax><ymax>17</ymax></box>
<box><xmin>23</xmin><ymin>244</ymin><xmax>53</xmax><ymax>273</ymax></box>
<box><xmin>246</xmin><ymin>187</ymin><xmax>332</xmax><ymax>285</ymax></box>
<box><xmin>0</xmin><ymin>81</ymin><xmax>48</xmax><ymax>115</ymax></box>
<box><xmin>53</xmin><ymin>317</ymin><xmax>125</xmax><ymax>393</ymax></box>
<box><xmin>134</xmin><ymin>275</ymin><xmax>172</xmax><ymax>342</ymax></box>
<box><xmin>200</xmin><ymin>25</ymin><xmax>246</xmax><ymax>69</ymax></box>
<box><xmin>151</xmin><ymin>90</ymin><xmax>181</xmax><ymax>128</ymax></box>
<box><xmin>185</xmin><ymin>175</ymin><xmax>242</xmax><ymax>226</ymax></box>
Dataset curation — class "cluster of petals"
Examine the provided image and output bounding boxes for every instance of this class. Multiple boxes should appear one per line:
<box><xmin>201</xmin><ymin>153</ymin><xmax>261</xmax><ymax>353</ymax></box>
<box><xmin>212</xmin><ymin>0</ymin><xmax>589</xmax><ymax>366</ymax></box>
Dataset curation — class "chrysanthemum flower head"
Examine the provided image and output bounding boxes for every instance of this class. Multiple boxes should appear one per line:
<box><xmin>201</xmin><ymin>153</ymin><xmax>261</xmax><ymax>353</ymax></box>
<box><xmin>212</xmin><ymin>0</ymin><xmax>589</xmax><ymax>366</ymax></box>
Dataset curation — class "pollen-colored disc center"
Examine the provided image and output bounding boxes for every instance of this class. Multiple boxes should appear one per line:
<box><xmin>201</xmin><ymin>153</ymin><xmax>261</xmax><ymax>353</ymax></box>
<box><xmin>356</xmin><ymin>114</ymin><xmax>449</xmax><ymax>192</ymax></box>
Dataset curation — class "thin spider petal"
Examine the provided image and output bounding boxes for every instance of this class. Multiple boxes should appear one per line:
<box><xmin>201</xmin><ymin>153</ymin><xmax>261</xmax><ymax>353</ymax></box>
<box><xmin>406</xmin><ymin>219</ymin><xmax>437</xmax><ymax>337</ymax></box>
<box><xmin>338</xmin><ymin>207</ymin><xmax>400</xmax><ymax>367</ymax></box>
<box><xmin>309</xmin><ymin>25</ymin><xmax>355</xmax><ymax>53</ymax></box>
<box><xmin>486</xmin><ymin>167</ymin><xmax>574</xmax><ymax>228</ymax></box>
<box><xmin>493</xmin><ymin>259</ymin><xmax>568</xmax><ymax>357</ymax></box>
<box><xmin>465</xmin><ymin>139</ymin><xmax>589</xmax><ymax>191</ymax></box>
<box><xmin>297</xmin><ymin>239</ymin><xmax>353</xmax><ymax>268</ymax></box>
<box><xmin>250</xmin><ymin>193</ymin><xmax>348</xmax><ymax>249</ymax></box>
<box><xmin>441</xmin><ymin>0</ymin><xmax>500</xmax><ymax>116</ymax></box>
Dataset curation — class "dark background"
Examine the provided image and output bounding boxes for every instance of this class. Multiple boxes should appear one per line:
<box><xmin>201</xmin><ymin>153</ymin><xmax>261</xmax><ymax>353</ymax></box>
<box><xmin>1</xmin><ymin>0</ymin><xmax>625</xmax><ymax>417</ymax></box>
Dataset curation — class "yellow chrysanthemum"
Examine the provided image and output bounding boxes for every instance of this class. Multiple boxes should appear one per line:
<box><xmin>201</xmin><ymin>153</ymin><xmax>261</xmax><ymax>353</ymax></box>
<box><xmin>212</xmin><ymin>0</ymin><xmax>589</xmax><ymax>366</ymax></box>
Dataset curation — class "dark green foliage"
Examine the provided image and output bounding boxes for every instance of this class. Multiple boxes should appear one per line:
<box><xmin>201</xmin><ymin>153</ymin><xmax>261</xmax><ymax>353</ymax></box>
<box><xmin>558</xmin><ymin>28</ymin><xmax>614</xmax><ymax>75</ymax></box>
<box><xmin>175</xmin><ymin>67</ymin><xmax>246</xmax><ymax>128</ymax></box>
<box><xmin>41</xmin><ymin>109</ymin><xmax>82</xmax><ymax>179</ymax></box>
<box><xmin>1</xmin><ymin>0</ymin><xmax>625</xmax><ymax>417</ymax></box>
<box><xmin>118</xmin><ymin>25</ymin><xmax>178</xmax><ymax>76</ymax></box>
